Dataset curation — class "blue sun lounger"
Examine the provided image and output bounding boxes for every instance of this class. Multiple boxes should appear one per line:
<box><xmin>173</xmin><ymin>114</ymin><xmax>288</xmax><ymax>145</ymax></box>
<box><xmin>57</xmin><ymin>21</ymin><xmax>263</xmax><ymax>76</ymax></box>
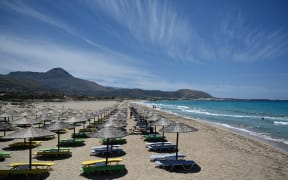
<box><xmin>145</xmin><ymin>142</ymin><xmax>172</xmax><ymax>148</ymax></box>
<box><xmin>155</xmin><ymin>160</ymin><xmax>195</xmax><ymax>170</ymax></box>
<box><xmin>90</xmin><ymin>145</ymin><xmax>121</xmax><ymax>151</ymax></box>
<box><xmin>150</xmin><ymin>153</ymin><xmax>186</xmax><ymax>161</ymax></box>
<box><xmin>90</xmin><ymin>147</ymin><xmax>124</xmax><ymax>156</ymax></box>
<box><xmin>147</xmin><ymin>144</ymin><xmax>177</xmax><ymax>152</ymax></box>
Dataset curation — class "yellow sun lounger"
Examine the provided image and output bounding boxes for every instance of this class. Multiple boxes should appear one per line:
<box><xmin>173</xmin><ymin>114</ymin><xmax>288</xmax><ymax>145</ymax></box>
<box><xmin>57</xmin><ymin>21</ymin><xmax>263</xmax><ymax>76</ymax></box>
<box><xmin>81</xmin><ymin>158</ymin><xmax>125</xmax><ymax>174</ymax></box>
<box><xmin>82</xmin><ymin>158</ymin><xmax>122</xmax><ymax>166</ymax></box>
<box><xmin>0</xmin><ymin>162</ymin><xmax>55</xmax><ymax>176</ymax></box>
<box><xmin>35</xmin><ymin>148</ymin><xmax>72</xmax><ymax>157</ymax></box>
<box><xmin>9</xmin><ymin>141</ymin><xmax>42</xmax><ymax>148</ymax></box>
<box><xmin>9</xmin><ymin>162</ymin><xmax>55</xmax><ymax>169</ymax></box>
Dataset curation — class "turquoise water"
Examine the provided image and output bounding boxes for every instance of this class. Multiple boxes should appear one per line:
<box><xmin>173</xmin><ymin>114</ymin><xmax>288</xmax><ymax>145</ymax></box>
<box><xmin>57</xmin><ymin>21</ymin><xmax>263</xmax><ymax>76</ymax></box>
<box><xmin>142</xmin><ymin>100</ymin><xmax>288</xmax><ymax>147</ymax></box>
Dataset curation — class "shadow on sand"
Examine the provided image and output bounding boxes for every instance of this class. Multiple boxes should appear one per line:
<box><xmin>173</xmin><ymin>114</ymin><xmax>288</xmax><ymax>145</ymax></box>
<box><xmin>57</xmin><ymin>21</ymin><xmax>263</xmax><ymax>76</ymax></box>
<box><xmin>34</xmin><ymin>154</ymin><xmax>72</xmax><ymax>161</ymax></box>
<box><xmin>2</xmin><ymin>146</ymin><xmax>38</xmax><ymax>151</ymax></box>
<box><xmin>0</xmin><ymin>172</ymin><xmax>50</xmax><ymax>180</ymax></box>
<box><xmin>93</xmin><ymin>151</ymin><xmax>126</xmax><ymax>158</ymax></box>
<box><xmin>158</xmin><ymin>163</ymin><xmax>201</xmax><ymax>174</ymax></box>
<box><xmin>81</xmin><ymin>169</ymin><xmax>128</xmax><ymax>180</ymax></box>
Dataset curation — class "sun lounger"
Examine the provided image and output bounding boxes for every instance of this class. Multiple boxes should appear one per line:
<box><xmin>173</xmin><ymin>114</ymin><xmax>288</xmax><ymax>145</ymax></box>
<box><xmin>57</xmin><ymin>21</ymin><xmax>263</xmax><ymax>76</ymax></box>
<box><xmin>155</xmin><ymin>160</ymin><xmax>195</xmax><ymax>170</ymax></box>
<box><xmin>58</xmin><ymin>138</ymin><xmax>85</xmax><ymax>147</ymax></box>
<box><xmin>31</xmin><ymin>134</ymin><xmax>55</xmax><ymax>140</ymax></box>
<box><xmin>150</xmin><ymin>153</ymin><xmax>186</xmax><ymax>161</ymax></box>
<box><xmin>35</xmin><ymin>148</ymin><xmax>72</xmax><ymax>157</ymax></box>
<box><xmin>90</xmin><ymin>147</ymin><xmax>124</xmax><ymax>156</ymax></box>
<box><xmin>143</xmin><ymin>135</ymin><xmax>166</xmax><ymax>142</ymax></box>
<box><xmin>79</xmin><ymin>128</ymin><xmax>97</xmax><ymax>132</ymax></box>
<box><xmin>145</xmin><ymin>142</ymin><xmax>172</xmax><ymax>148</ymax></box>
<box><xmin>0</xmin><ymin>151</ymin><xmax>11</xmax><ymax>158</ymax></box>
<box><xmin>142</xmin><ymin>134</ymin><xmax>162</xmax><ymax>138</ymax></box>
<box><xmin>72</xmin><ymin>132</ymin><xmax>89</xmax><ymax>138</ymax></box>
<box><xmin>129</xmin><ymin>129</ymin><xmax>142</xmax><ymax>135</ymax></box>
<box><xmin>0</xmin><ymin>162</ymin><xmax>54</xmax><ymax>175</ymax></box>
<box><xmin>9</xmin><ymin>162</ymin><xmax>55</xmax><ymax>169</ymax></box>
<box><xmin>82</xmin><ymin>158</ymin><xmax>122</xmax><ymax>166</ymax></box>
<box><xmin>0</xmin><ymin>151</ymin><xmax>11</xmax><ymax>161</ymax></box>
<box><xmin>147</xmin><ymin>144</ymin><xmax>177</xmax><ymax>152</ymax></box>
<box><xmin>9</xmin><ymin>141</ymin><xmax>42</xmax><ymax>148</ymax></box>
<box><xmin>90</xmin><ymin>145</ymin><xmax>121</xmax><ymax>151</ymax></box>
<box><xmin>52</xmin><ymin>129</ymin><xmax>68</xmax><ymax>134</ymax></box>
<box><xmin>81</xmin><ymin>158</ymin><xmax>125</xmax><ymax>174</ymax></box>
<box><xmin>101</xmin><ymin>138</ymin><xmax>126</xmax><ymax>145</ymax></box>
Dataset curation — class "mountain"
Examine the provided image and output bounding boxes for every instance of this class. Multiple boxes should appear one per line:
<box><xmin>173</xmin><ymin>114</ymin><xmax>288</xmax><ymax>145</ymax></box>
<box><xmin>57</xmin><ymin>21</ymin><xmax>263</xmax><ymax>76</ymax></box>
<box><xmin>0</xmin><ymin>68</ymin><xmax>213</xmax><ymax>99</ymax></box>
<box><xmin>5</xmin><ymin>68</ymin><xmax>111</xmax><ymax>95</ymax></box>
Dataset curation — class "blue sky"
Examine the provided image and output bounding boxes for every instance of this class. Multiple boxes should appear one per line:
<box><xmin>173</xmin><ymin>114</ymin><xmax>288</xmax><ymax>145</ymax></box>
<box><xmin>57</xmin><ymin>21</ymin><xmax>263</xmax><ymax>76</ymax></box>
<box><xmin>0</xmin><ymin>0</ymin><xmax>288</xmax><ymax>99</ymax></box>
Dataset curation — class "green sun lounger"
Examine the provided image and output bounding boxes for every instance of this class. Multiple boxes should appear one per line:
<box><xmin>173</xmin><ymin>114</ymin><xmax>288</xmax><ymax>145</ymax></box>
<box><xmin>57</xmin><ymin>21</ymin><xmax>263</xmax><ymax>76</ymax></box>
<box><xmin>36</xmin><ymin>148</ymin><xmax>72</xmax><ymax>157</ymax></box>
<box><xmin>101</xmin><ymin>138</ymin><xmax>127</xmax><ymax>145</ymax></box>
<box><xmin>81</xmin><ymin>164</ymin><xmax>125</xmax><ymax>174</ymax></box>
<box><xmin>58</xmin><ymin>138</ymin><xmax>85</xmax><ymax>147</ymax></box>
<box><xmin>0</xmin><ymin>151</ymin><xmax>11</xmax><ymax>160</ymax></box>
<box><xmin>143</xmin><ymin>136</ymin><xmax>166</xmax><ymax>142</ymax></box>
<box><xmin>81</xmin><ymin>158</ymin><xmax>125</xmax><ymax>174</ymax></box>
<box><xmin>72</xmin><ymin>132</ymin><xmax>89</xmax><ymax>138</ymax></box>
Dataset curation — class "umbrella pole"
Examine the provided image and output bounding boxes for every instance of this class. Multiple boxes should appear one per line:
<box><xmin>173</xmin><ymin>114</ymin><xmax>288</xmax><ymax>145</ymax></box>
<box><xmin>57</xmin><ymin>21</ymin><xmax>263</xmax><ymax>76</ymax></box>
<box><xmin>73</xmin><ymin>127</ymin><xmax>76</xmax><ymax>145</ymax></box>
<box><xmin>154</xmin><ymin>126</ymin><xmax>157</xmax><ymax>135</ymax></box>
<box><xmin>162</xmin><ymin>125</ymin><xmax>165</xmax><ymax>146</ymax></box>
<box><xmin>29</xmin><ymin>139</ymin><xmax>32</xmax><ymax>170</ymax></box>
<box><xmin>57</xmin><ymin>131</ymin><xmax>60</xmax><ymax>152</ymax></box>
<box><xmin>105</xmin><ymin>138</ymin><xmax>109</xmax><ymax>166</ymax></box>
<box><xmin>176</xmin><ymin>132</ymin><xmax>179</xmax><ymax>160</ymax></box>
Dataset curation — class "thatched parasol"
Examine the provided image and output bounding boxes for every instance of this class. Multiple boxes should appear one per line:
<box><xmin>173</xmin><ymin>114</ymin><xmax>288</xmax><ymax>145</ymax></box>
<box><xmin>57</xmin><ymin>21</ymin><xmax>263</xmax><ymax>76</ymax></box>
<box><xmin>160</xmin><ymin>122</ymin><xmax>198</xmax><ymax>160</ymax></box>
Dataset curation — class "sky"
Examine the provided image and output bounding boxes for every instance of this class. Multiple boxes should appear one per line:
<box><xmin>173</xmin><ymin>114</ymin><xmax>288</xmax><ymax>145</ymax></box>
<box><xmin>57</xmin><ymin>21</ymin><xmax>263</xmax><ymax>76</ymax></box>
<box><xmin>0</xmin><ymin>0</ymin><xmax>288</xmax><ymax>99</ymax></box>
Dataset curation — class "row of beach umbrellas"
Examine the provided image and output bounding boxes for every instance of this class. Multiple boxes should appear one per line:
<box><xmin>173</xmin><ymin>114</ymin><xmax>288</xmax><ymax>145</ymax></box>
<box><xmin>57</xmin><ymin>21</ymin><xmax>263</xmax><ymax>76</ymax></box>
<box><xmin>1</xmin><ymin>102</ymin><xmax>198</xmax><ymax>171</ymax></box>
<box><xmin>132</xmin><ymin>104</ymin><xmax>198</xmax><ymax>160</ymax></box>
<box><xmin>0</xmin><ymin>103</ymin><xmax>122</xmax><ymax>170</ymax></box>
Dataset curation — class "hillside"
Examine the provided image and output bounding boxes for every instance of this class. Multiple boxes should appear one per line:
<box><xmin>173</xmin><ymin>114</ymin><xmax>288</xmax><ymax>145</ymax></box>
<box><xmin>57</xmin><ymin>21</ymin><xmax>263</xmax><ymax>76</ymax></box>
<box><xmin>0</xmin><ymin>68</ymin><xmax>213</xmax><ymax>99</ymax></box>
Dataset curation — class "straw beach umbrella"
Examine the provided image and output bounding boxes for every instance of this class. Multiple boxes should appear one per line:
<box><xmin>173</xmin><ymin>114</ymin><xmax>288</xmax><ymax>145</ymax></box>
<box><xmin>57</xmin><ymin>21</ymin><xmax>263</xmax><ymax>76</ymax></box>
<box><xmin>3</xmin><ymin>127</ymin><xmax>55</xmax><ymax>170</ymax></box>
<box><xmin>12</xmin><ymin>116</ymin><xmax>39</xmax><ymax>127</ymax></box>
<box><xmin>46</xmin><ymin>121</ymin><xmax>75</xmax><ymax>152</ymax></box>
<box><xmin>151</xmin><ymin>117</ymin><xmax>174</xmax><ymax>137</ymax></box>
<box><xmin>160</xmin><ymin>122</ymin><xmax>198</xmax><ymax>160</ymax></box>
<box><xmin>65</xmin><ymin>116</ymin><xmax>86</xmax><ymax>143</ymax></box>
<box><xmin>89</xmin><ymin>126</ymin><xmax>128</xmax><ymax>166</ymax></box>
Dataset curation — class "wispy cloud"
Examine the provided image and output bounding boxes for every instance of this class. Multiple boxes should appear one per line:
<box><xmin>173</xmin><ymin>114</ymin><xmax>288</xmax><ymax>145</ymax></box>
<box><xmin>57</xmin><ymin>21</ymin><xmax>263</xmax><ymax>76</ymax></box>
<box><xmin>1</xmin><ymin>1</ymin><xmax>75</xmax><ymax>34</ymax></box>
<box><xmin>3</xmin><ymin>0</ymin><xmax>286</xmax><ymax>63</ymax></box>
<box><xmin>0</xmin><ymin>0</ymin><xmax>101</xmax><ymax>49</ymax></box>
<box><xmin>218</xmin><ymin>10</ymin><xmax>288</xmax><ymax>62</ymax></box>
<box><xmin>83</xmin><ymin>0</ymin><xmax>209</xmax><ymax>62</ymax></box>
<box><xmin>0</xmin><ymin>34</ymin><xmax>188</xmax><ymax>90</ymax></box>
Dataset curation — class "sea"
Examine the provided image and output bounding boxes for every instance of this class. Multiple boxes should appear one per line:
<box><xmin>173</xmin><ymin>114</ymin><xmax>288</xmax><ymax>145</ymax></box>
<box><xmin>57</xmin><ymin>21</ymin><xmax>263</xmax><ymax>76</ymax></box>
<box><xmin>140</xmin><ymin>100</ymin><xmax>288</xmax><ymax>152</ymax></box>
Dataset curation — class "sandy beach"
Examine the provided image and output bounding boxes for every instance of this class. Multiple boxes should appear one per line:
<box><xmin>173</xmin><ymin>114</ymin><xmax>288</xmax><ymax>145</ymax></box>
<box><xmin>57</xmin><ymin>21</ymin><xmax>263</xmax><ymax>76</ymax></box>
<box><xmin>1</xmin><ymin>100</ymin><xmax>288</xmax><ymax>180</ymax></box>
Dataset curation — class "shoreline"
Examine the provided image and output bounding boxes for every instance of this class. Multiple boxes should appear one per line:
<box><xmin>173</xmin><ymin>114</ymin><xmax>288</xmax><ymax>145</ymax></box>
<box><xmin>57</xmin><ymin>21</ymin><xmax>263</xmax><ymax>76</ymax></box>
<box><xmin>140</xmin><ymin>103</ymin><xmax>288</xmax><ymax>155</ymax></box>
<box><xmin>138</xmin><ymin>101</ymin><xmax>288</xmax><ymax>153</ymax></box>
<box><xmin>1</xmin><ymin>100</ymin><xmax>288</xmax><ymax>179</ymax></box>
